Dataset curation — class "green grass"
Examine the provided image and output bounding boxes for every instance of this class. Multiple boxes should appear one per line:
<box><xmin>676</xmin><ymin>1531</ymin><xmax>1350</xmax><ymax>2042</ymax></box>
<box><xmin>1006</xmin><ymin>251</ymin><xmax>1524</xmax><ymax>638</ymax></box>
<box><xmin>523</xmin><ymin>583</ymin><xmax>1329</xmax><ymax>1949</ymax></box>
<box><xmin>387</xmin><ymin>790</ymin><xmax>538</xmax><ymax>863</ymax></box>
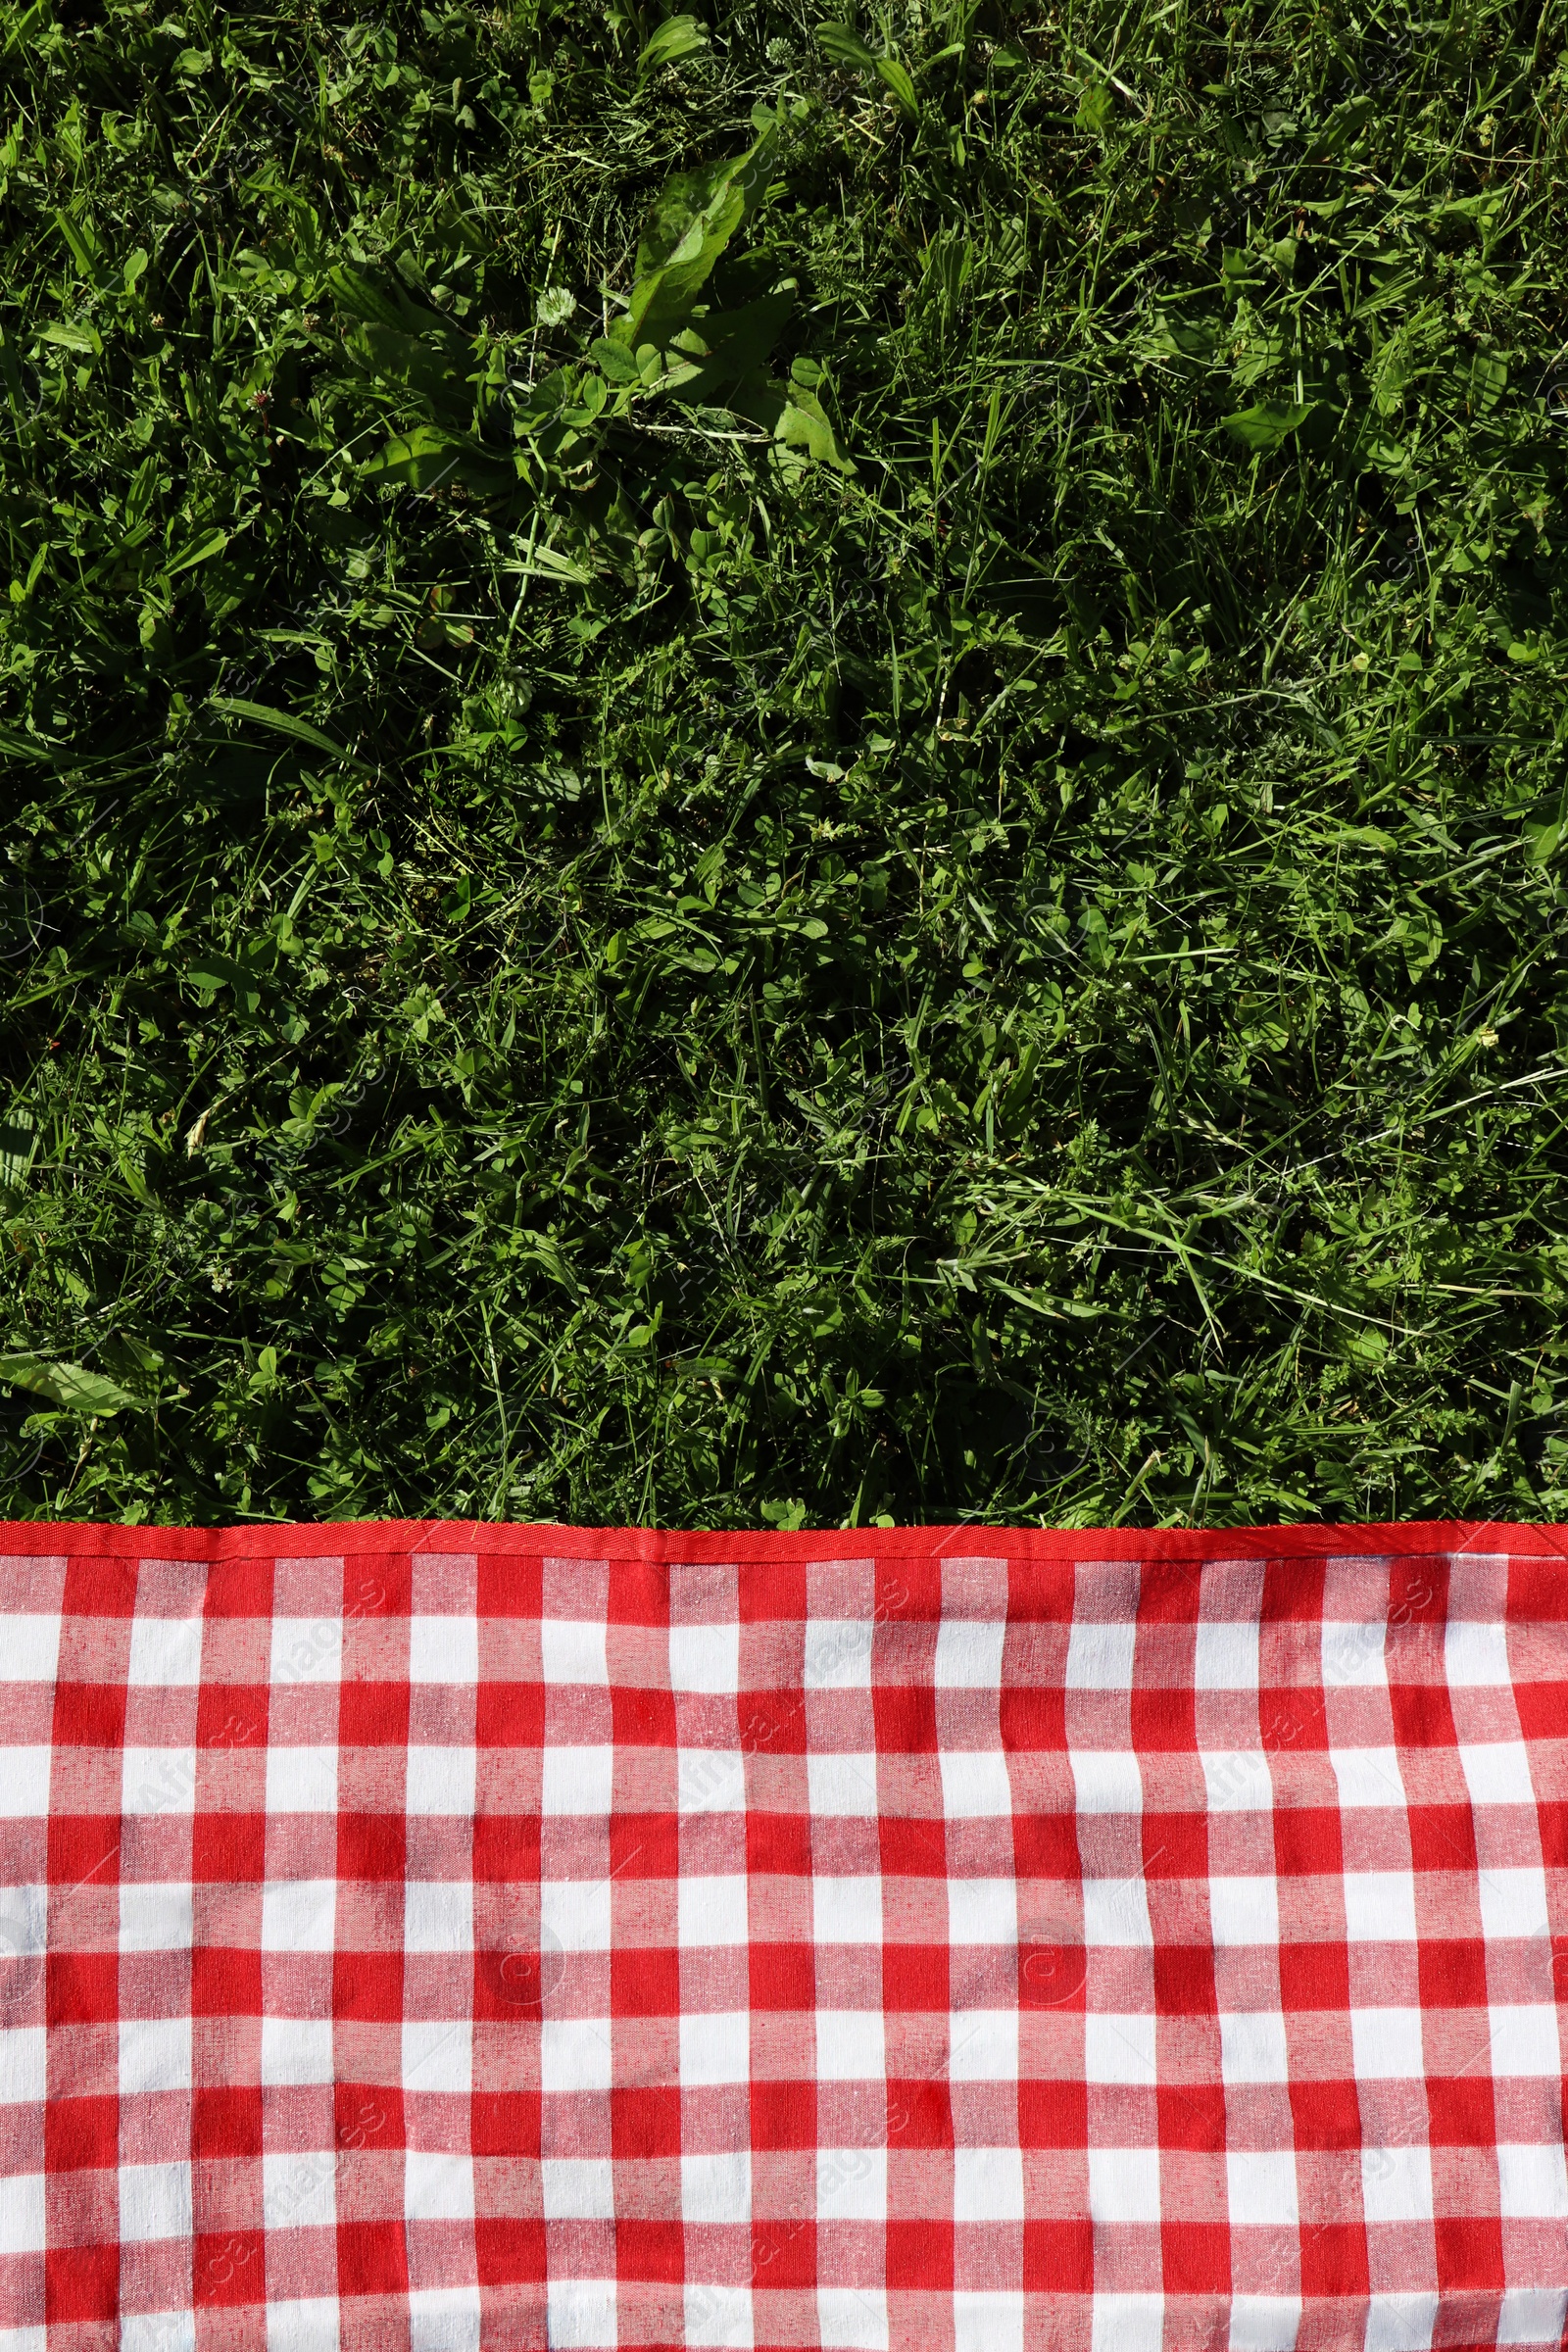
<box><xmin>2</xmin><ymin>0</ymin><xmax>1567</xmax><ymax>1529</ymax></box>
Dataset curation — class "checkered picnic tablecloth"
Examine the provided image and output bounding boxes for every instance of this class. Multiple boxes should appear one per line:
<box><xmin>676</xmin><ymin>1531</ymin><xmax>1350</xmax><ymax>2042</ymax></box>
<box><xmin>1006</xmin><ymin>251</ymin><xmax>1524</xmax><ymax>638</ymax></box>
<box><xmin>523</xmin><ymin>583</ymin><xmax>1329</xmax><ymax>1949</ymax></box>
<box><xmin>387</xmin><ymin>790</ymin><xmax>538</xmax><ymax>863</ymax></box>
<box><xmin>0</xmin><ymin>1521</ymin><xmax>1564</xmax><ymax>2352</ymax></box>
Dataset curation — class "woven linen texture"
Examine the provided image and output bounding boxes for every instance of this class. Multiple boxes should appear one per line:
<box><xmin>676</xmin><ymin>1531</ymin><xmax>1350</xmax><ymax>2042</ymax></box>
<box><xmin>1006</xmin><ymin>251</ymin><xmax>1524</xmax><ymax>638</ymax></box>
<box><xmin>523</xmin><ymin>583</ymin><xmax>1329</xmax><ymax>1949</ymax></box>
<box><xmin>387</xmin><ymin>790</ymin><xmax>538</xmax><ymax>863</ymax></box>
<box><xmin>0</xmin><ymin>1523</ymin><xmax>1564</xmax><ymax>2352</ymax></box>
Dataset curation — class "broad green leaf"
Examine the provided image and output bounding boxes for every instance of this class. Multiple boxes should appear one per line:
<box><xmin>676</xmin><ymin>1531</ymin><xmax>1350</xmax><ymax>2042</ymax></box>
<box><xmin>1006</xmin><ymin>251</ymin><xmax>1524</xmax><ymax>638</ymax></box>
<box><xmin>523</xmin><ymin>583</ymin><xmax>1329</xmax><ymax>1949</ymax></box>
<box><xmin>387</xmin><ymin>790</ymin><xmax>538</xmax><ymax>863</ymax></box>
<box><xmin>1310</xmin><ymin>93</ymin><xmax>1376</xmax><ymax>155</ymax></box>
<box><xmin>1080</xmin><ymin>904</ymin><xmax>1111</xmax><ymax>967</ymax></box>
<box><xmin>52</xmin><ymin>209</ymin><xmax>104</xmax><ymax>277</ymax></box>
<box><xmin>1388</xmin><ymin>899</ymin><xmax>1443</xmax><ymax>982</ymax></box>
<box><xmin>344</xmin><ymin>321</ymin><xmax>470</xmax><ymax>425</ymax></box>
<box><xmin>815</xmin><ymin>22</ymin><xmax>878</xmax><ymax>70</ymax></box>
<box><xmin>1471</xmin><ymin>349</ymin><xmax>1507</xmax><ymax>410</ymax></box>
<box><xmin>35</xmin><ymin>319</ymin><xmax>102</xmax><ymax>356</ymax></box>
<box><xmin>0</xmin><ymin>727</ymin><xmax>54</xmax><ymax>764</ymax></box>
<box><xmin>124</xmin><ymin>453</ymin><xmax>159</xmax><ymax>530</ymax></box>
<box><xmin>874</xmin><ymin>57</ymin><xmax>920</xmax><ymax>120</ymax></box>
<box><xmin>777</xmin><ymin>387</ymin><xmax>853</xmax><ymax>471</ymax></box>
<box><xmin>185</xmin><ymin>952</ymin><xmax>247</xmax><ymax>989</ymax></box>
<box><xmin>164</xmin><ymin>526</ymin><xmax>228</xmax><ymax>578</ymax></box>
<box><xmin>0</xmin><ymin>1353</ymin><xmax>142</xmax><ymax>1416</ymax></box>
<box><xmin>361</xmin><ymin>421</ymin><xmax>514</xmax><ymax>496</ymax></box>
<box><xmin>1223</xmin><ymin>399</ymin><xmax>1314</xmax><ymax>452</ymax></box>
<box><xmin>513</xmin><ymin>368</ymin><xmax>573</xmax><ymax>427</ymax></box>
<box><xmin>1522</xmin><ymin>795</ymin><xmax>1567</xmax><ymax>865</ymax></box>
<box><xmin>1075</xmin><ymin>83</ymin><xmax>1114</xmax><ymax>130</ymax></box>
<box><xmin>328</xmin><ymin>264</ymin><xmax>462</xmax><ymax>347</ymax></box>
<box><xmin>327</xmin><ymin>264</ymin><xmax>407</xmax><ymax>331</ymax></box>
<box><xmin>734</xmin><ymin>376</ymin><xmax>855</xmax><ymax>472</ymax></box>
<box><xmin>638</xmin><ymin>14</ymin><xmax>709</xmax><ymax>77</ymax></box>
<box><xmin>2</xmin><ymin>0</ymin><xmax>46</xmax><ymax>58</ymax></box>
<box><xmin>615</xmin><ymin>126</ymin><xmax>778</xmax><ymax>352</ymax></box>
<box><xmin>662</xmin><ymin>291</ymin><xmax>795</xmax><ymax>404</ymax></box>
<box><xmin>523</xmin><ymin>545</ymin><xmax>595</xmax><ymax>586</ymax></box>
<box><xmin>0</xmin><ymin>1112</ymin><xmax>35</xmax><ymax>1188</ymax></box>
<box><xmin>210</xmin><ymin>698</ymin><xmax>372</xmax><ymax>770</ymax></box>
<box><xmin>591</xmin><ymin>336</ymin><xmax>643</xmax><ymax>384</ymax></box>
<box><xmin>635</xmin><ymin>156</ymin><xmax>738</xmax><ymax>281</ymax></box>
<box><xmin>187</xmin><ymin>950</ymin><xmax>257</xmax><ymax>988</ymax></box>
<box><xmin>1328</xmin><ymin>825</ymin><xmax>1397</xmax><ymax>852</ymax></box>
<box><xmin>1154</xmin><ymin>315</ymin><xmax>1222</xmax><ymax>362</ymax></box>
<box><xmin>816</xmin><ymin>23</ymin><xmax>918</xmax><ymax>116</ymax></box>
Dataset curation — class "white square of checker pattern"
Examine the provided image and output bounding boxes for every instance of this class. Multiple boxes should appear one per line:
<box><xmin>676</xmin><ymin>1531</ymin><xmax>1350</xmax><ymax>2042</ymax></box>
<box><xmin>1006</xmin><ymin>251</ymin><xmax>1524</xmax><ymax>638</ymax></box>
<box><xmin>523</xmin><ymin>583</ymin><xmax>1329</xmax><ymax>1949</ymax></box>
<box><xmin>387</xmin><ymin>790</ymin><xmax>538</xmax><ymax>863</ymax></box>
<box><xmin>669</xmin><ymin>1618</ymin><xmax>741</xmax><ymax>1695</ymax></box>
<box><xmin>1195</xmin><ymin>1620</ymin><xmax>1260</xmax><ymax>1690</ymax></box>
<box><xmin>934</xmin><ymin>1617</ymin><xmax>1006</xmax><ymax>1688</ymax></box>
<box><xmin>540</xmin><ymin>1619</ymin><xmax>609</xmax><ymax>1687</ymax></box>
<box><xmin>126</xmin><ymin>1612</ymin><xmax>200</xmax><ymax>1688</ymax></box>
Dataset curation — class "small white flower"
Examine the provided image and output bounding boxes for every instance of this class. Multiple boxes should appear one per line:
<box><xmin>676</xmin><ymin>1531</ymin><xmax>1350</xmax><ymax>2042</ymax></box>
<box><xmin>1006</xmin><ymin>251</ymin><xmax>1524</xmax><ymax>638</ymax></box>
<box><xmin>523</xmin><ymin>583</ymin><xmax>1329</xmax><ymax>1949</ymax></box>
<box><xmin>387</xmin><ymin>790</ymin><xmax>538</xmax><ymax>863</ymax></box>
<box><xmin>536</xmin><ymin>284</ymin><xmax>576</xmax><ymax>327</ymax></box>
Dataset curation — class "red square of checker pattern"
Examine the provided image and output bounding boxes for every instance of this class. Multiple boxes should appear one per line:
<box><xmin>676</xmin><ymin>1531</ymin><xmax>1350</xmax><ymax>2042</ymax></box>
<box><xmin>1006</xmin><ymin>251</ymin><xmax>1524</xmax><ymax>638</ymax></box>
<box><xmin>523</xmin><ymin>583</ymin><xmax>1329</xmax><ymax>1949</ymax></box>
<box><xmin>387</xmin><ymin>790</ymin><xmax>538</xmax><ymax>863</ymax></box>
<box><xmin>0</xmin><ymin>1521</ymin><xmax>1564</xmax><ymax>2352</ymax></box>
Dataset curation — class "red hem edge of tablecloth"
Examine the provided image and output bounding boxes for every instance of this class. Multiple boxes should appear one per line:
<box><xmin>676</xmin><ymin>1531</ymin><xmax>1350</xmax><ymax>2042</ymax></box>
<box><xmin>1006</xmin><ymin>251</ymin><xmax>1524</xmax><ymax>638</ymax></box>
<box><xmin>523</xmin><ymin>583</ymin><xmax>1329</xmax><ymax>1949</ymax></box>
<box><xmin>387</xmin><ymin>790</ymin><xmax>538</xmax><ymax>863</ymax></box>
<box><xmin>1</xmin><ymin>1517</ymin><xmax>1566</xmax><ymax>1560</ymax></box>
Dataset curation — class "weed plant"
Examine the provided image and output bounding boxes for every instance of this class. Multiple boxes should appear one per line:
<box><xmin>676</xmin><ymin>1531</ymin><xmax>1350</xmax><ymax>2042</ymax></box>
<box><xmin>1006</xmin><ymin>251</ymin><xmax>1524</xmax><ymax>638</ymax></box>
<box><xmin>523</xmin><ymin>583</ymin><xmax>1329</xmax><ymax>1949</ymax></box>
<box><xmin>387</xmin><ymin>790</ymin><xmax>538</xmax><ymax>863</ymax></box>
<box><xmin>3</xmin><ymin>0</ymin><xmax>1567</xmax><ymax>1527</ymax></box>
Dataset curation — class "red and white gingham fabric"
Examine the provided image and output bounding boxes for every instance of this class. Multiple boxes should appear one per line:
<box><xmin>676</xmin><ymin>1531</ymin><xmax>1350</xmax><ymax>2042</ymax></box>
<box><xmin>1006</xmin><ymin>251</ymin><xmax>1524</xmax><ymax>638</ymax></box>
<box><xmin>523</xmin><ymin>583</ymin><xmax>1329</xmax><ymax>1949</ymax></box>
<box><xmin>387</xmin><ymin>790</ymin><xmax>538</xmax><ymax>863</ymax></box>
<box><xmin>0</xmin><ymin>1521</ymin><xmax>1564</xmax><ymax>2352</ymax></box>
